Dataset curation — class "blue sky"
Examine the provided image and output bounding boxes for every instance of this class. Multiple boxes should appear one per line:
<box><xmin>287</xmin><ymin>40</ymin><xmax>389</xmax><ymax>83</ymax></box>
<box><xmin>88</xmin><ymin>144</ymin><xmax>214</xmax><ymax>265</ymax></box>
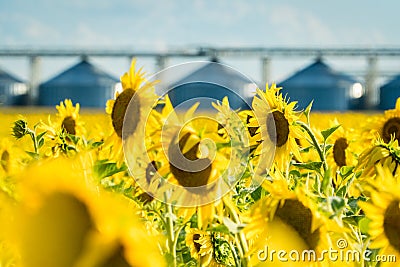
<box><xmin>1</xmin><ymin>0</ymin><xmax>400</xmax><ymax>83</ymax></box>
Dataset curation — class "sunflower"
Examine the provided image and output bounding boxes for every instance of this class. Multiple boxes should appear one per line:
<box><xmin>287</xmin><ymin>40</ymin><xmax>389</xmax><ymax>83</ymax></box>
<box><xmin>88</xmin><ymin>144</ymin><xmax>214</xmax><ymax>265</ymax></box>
<box><xmin>0</xmin><ymin>138</ymin><xmax>21</xmax><ymax>177</ymax></box>
<box><xmin>38</xmin><ymin>99</ymin><xmax>85</xmax><ymax>157</ymax></box>
<box><xmin>144</xmin><ymin>96</ymin><xmax>231</xmax><ymax>206</ymax></box>
<box><xmin>351</xmin><ymin>138</ymin><xmax>400</xmax><ymax>197</ymax></box>
<box><xmin>0</xmin><ymin>140</ymin><xmax>20</xmax><ymax>266</ymax></box>
<box><xmin>6</xmin><ymin>158</ymin><xmax>165</xmax><ymax>267</ymax></box>
<box><xmin>104</xmin><ymin>59</ymin><xmax>158</xmax><ymax>166</ymax></box>
<box><xmin>358</xmin><ymin>165</ymin><xmax>400</xmax><ymax>266</ymax></box>
<box><xmin>251</xmin><ymin>83</ymin><xmax>303</xmax><ymax>171</ymax></box>
<box><xmin>127</xmin><ymin>95</ymin><xmax>232</xmax><ymax>228</ymax></box>
<box><xmin>325</xmin><ymin>119</ymin><xmax>360</xmax><ymax>187</ymax></box>
<box><xmin>186</xmin><ymin>228</ymin><xmax>214</xmax><ymax>264</ymax></box>
<box><xmin>185</xmin><ymin>228</ymin><xmax>233</xmax><ymax>266</ymax></box>
<box><xmin>363</xmin><ymin>97</ymin><xmax>400</xmax><ymax>144</ymax></box>
<box><xmin>55</xmin><ymin>99</ymin><xmax>85</xmax><ymax>136</ymax></box>
<box><xmin>244</xmin><ymin>172</ymin><xmax>345</xmax><ymax>266</ymax></box>
<box><xmin>356</xmin><ymin>138</ymin><xmax>400</xmax><ymax>180</ymax></box>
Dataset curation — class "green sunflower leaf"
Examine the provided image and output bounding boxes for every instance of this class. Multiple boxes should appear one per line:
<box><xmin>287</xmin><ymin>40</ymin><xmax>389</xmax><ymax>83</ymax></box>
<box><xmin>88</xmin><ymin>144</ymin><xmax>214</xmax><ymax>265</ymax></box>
<box><xmin>25</xmin><ymin>151</ymin><xmax>39</xmax><ymax>159</ymax></box>
<box><xmin>358</xmin><ymin>217</ymin><xmax>371</xmax><ymax>234</ymax></box>
<box><xmin>93</xmin><ymin>160</ymin><xmax>127</xmax><ymax>180</ymax></box>
<box><xmin>303</xmin><ymin>100</ymin><xmax>313</xmax><ymax>121</ymax></box>
<box><xmin>208</xmin><ymin>224</ymin><xmax>230</xmax><ymax>235</ymax></box>
<box><xmin>321</xmin><ymin>125</ymin><xmax>341</xmax><ymax>141</ymax></box>
<box><xmin>36</xmin><ymin>131</ymin><xmax>47</xmax><ymax>142</ymax></box>
<box><xmin>339</xmin><ymin>166</ymin><xmax>355</xmax><ymax>178</ymax></box>
<box><xmin>330</xmin><ymin>196</ymin><xmax>345</xmax><ymax>213</ymax></box>
<box><xmin>292</xmin><ymin>161</ymin><xmax>322</xmax><ymax>171</ymax></box>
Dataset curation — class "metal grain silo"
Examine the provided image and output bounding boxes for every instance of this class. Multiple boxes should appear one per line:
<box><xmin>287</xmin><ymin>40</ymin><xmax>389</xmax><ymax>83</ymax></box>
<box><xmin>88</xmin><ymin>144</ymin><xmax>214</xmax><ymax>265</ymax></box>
<box><xmin>379</xmin><ymin>75</ymin><xmax>400</xmax><ymax>110</ymax></box>
<box><xmin>38</xmin><ymin>59</ymin><xmax>118</xmax><ymax>107</ymax></box>
<box><xmin>0</xmin><ymin>68</ymin><xmax>28</xmax><ymax>106</ymax></box>
<box><xmin>279</xmin><ymin>59</ymin><xmax>363</xmax><ymax>111</ymax></box>
<box><xmin>167</xmin><ymin>59</ymin><xmax>256</xmax><ymax>111</ymax></box>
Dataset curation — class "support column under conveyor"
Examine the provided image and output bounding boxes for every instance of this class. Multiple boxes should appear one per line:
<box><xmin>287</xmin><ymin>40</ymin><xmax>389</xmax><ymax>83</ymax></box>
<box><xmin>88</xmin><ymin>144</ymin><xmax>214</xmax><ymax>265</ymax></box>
<box><xmin>28</xmin><ymin>55</ymin><xmax>41</xmax><ymax>105</ymax></box>
<box><xmin>261</xmin><ymin>57</ymin><xmax>271</xmax><ymax>88</ymax></box>
<box><xmin>364</xmin><ymin>56</ymin><xmax>378</xmax><ymax>109</ymax></box>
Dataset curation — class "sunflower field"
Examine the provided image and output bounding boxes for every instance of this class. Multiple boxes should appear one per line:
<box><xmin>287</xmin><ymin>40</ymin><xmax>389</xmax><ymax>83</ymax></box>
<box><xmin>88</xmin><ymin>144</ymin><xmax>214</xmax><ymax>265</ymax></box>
<box><xmin>0</xmin><ymin>60</ymin><xmax>399</xmax><ymax>267</ymax></box>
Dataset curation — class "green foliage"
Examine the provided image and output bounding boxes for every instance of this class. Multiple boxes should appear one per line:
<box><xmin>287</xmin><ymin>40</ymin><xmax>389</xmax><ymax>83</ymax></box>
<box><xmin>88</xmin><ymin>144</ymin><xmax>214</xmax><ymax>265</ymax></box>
<box><xmin>321</xmin><ymin>125</ymin><xmax>341</xmax><ymax>141</ymax></box>
<box><xmin>93</xmin><ymin>160</ymin><xmax>127</xmax><ymax>180</ymax></box>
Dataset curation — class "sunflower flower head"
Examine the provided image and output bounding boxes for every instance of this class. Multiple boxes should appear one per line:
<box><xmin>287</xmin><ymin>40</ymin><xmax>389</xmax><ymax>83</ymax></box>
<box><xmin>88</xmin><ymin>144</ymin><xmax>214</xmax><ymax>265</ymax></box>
<box><xmin>142</xmin><ymin>95</ymin><xmax>231</xmax><ymax>206</ymax></box>
<box><xmin>0</xmin><ymin>138</ymin><xmax>22</xmax><ymax>177</ymax></box>
<box><xmin>103</xmin><ymin>59</ymin><xmax>158</xmax><ymax>165</ymax></box>
<box><xmin>244</xmin><ymin>177</ymin><xmax>346</xmax><ymax>266</ymax></box>
<box><xmin>358</xmin><ymin>164</ymin><xmax>400</xmax><ymax>260</ymax></box>
<box><xmin>362</xmin><ymin>97</ymin><xmax>400</xmax><ymax>145</ymax></box>
<box><xmin>356</xmin><ymin>137</ymin><xmax>400</xmax><ymax>180</ymax></box>
<box><xmin>6</xmin><ymin>158</ymin><xmax>165</xmax><ymax>267</ymax></box>
<box><xmin>251</xmin><ymin>83</ymin><xmax>304</xmax><ymax>171</ymax></box>
<box><xmin>11</xmin><ymin>119</ymin><xmax>29</xmax><ymax>140</ymax></box>
<box><xmin>322</xmin><ymin>119</ymin><xmax>361</xmax><ymax>187</ymax></box>
<box><xmin>185</xmin><ymin>227</ymin><xmax>234</xmax><ymax>266</ymax></box>
<box><xmin>56</xmin><ymin>99</ymin><xmax>84</xmax><ymax>136</ymax></box>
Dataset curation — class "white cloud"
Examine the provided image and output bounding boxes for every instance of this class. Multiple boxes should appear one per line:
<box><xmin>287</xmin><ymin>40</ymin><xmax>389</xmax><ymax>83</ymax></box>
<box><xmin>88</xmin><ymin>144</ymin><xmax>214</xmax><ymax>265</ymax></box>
<box><xmin>25</xmin><ymin>19</ymin><xmax>60</xmax><ymax>39</ymax></box>
<box><xmin>73</xmin><ymin>23</ymin><xmax>115</xmax><ymax>46</ymax></box>
<box><xmin>269</xmin><ymin>4</ymin><xmax>337</xmax><ymax>45</ymax></box>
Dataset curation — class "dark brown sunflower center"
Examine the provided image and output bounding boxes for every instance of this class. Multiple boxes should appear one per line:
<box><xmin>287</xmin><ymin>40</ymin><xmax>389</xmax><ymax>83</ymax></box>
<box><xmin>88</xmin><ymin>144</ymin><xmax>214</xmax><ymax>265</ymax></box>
<box><xmin>1</xmin><ymin>150</ymin><xmax>10</xmax><ymax>172</ymax></box>
<box><xmin>168</xmin><ymin>132</ymin><xmax>212</xmax><ymax>188</ymax></box>
<box><xmin>333</xmin><ymin>137</ymin><xmax>348</xmax><ymax>167</ymax></box>
<box><xmin>383</xmin><ymin>200</ymin><xmax>400</xmax><ymax>253</ymax></box>
<box><xmin>61</xmin><ymin>116</ymin><xmax>76</xmax><ymax>135</ymax></box>
<box><xmin>193</xmin><ymin>233</ymin><xmax>202</xmax><ymax>252</ymax></box>
<box><xmin>382</xmin><ymin>117</ymin><xmax>400</xmax><ymax>143</ymax></box>
<box><xmin>100</xmin><ymin>243</ymin><xmax>130</xmax><ymax>267</ymax></box>
<box><xmin>267</xmin><ymin>111</ymin><xmax>289</xmax><ymax>147</ymax></box>
<box><xmin>275</xmin><ymin>199</ymin><xmax>320</xmax><ymax>250</ymax></box>
<box><xmin>24</xmin><ymin>193</ymin><xmax>93</xmax><ymax>266</ymax></box>
<box><xmin>112</xmin><ymin>89</ymin><xmax>141</xmax><ymax>138</ymax></box>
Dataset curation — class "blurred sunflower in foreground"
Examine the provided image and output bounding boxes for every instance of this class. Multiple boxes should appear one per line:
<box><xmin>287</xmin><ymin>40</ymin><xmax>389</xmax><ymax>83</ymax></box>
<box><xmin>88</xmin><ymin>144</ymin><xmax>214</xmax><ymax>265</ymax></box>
<box><xmin>358</xmin><ymin>165</ymin><xmax>400</xmax><ymax>266</ymax></box>
<box><xmin>4</xmin><ymin>158</ymin><xmax>165</xmax><ymax>267</ymax></box>
<box><xmin>0</xmin><ymin>138</ymin><xmax>22</xmax><ymax>178</ymax></box>
<box><xmin>104</xmin><ymin>59</ymin><xmax>158</xmax><ymax>166</ymax></box>
<box><xmin>251</xmin><ymin>83</ymin><xmax>304</xmax><ymax>171</ymax></box>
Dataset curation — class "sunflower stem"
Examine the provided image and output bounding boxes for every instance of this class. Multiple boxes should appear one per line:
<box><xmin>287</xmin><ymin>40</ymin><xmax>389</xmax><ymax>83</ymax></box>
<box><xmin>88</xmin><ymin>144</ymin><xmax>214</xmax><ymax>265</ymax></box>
<box><xmin>228</xmin><ymin>237</ymin><xmax>241</xmax><ymax>267</ymax></box>
<box><xmin>28</xmin><ymin>130</ymin><xmax>39</xmax><ymax>155</ymax></box>
<box><xmin>297</xmin><ymin>121</ymin><xmax>328</xmax><ymax>173</ymax></box>
<box><xmin>165</xmin><ymin>199</ymin><xmax>176</xmax><ymax>266</ymax></box>
<box><xmin>172</xmin><ymin>220</ymin><xmax>190</xmax><ymax>265</ymax></box>
<box><xmin>223</xmin><ymin>198</ymin><xmax>249</xmax><ymax>266</ymax></box>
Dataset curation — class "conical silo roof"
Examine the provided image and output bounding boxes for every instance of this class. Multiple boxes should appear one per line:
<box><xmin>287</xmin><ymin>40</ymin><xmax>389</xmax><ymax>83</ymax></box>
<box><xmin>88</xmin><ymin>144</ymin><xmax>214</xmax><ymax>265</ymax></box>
<box><xmin>279</xmin><ymin>59</ymin><xmax>360</xmax><ymax>111</ymax></box>
<box><xmin>0</xmin><ymin>68</ymin><xmax>23</xmax><ymax>83</ymax></box>
<box><xmin>167</xmin><ymin>60</ymin><xmax>256</xmax><ymax>110</ymax></box>
<box><xmin>38</xmin><ymin>59</ymin><xmax>118</xmax><ymax>107</ymax></box>
<box><xmin>0</xmin><ymin>67</ymin><xmax>27</xmax><ymax>106</ymax></box>
<box><xmin>379</xmin><ymin>74</ymin><xmax>400</xmax><ymax>110</ymax></box>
